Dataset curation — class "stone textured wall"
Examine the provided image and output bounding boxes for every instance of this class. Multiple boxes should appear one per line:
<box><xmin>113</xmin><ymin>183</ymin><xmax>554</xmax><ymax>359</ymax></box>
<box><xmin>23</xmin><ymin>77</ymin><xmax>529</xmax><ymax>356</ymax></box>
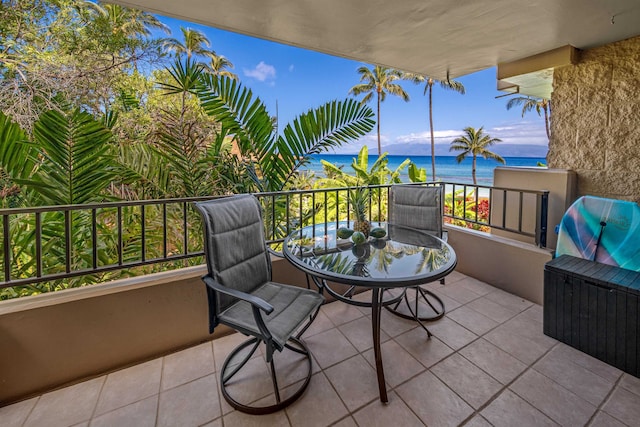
<box><xmin>548</xmin><ymin>36</ymin><xmax>640</xmax><ymax>202</ymax></box>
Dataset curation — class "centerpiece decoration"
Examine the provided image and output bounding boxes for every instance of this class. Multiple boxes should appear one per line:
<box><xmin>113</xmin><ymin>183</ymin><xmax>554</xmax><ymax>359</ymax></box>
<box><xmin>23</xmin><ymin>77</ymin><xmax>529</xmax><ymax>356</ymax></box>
<box><xmin>336</xmin><ymin>186</ymin><xmax>387</xmax><ymax>245</ymax></box>
<box><xmin>349</xmin><ymin>186</ymin><xmax>371</xmax><ymax>240</ymax></box>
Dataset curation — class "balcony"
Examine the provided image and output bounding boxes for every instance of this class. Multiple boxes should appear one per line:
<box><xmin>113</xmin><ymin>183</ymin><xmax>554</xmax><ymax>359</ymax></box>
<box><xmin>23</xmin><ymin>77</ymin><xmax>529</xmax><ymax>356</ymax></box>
<box><xmin>1</xmin><ymin>0</ymin><xmax>639</xmax><ymax>423</ymax></box>
<box><xmin>3</xmin><ymin>271</ymin><xmax>639</xmax><ymax>426</ymax></box>
<box><xmin>0</xmin><ymin>174</ymin><xmax>636</xmax><ymax>425</ymax></box>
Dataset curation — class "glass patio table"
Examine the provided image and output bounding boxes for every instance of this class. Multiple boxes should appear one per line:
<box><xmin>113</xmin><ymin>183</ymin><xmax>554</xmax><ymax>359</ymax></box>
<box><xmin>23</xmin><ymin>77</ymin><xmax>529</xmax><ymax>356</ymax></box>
<box><xmin>283</xmin><ymin>221</ymin><xmax>457</xmax><ymax>403</ymax></box>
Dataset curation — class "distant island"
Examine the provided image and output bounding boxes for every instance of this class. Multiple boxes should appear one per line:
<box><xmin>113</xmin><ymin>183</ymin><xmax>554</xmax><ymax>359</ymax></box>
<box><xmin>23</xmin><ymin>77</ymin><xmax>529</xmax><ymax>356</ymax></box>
<box><xmin>345</xmin><ymin>143</ymin><xmax>548</xmax><ymax>158</ymax></box>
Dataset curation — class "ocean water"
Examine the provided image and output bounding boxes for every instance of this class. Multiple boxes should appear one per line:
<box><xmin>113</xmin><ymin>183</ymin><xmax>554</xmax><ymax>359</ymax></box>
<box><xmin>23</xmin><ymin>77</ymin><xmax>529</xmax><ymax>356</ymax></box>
<box><xmin>300</xmin><ymin>154</ymin><xmax>546</xmax><ymax>186</ymax></box>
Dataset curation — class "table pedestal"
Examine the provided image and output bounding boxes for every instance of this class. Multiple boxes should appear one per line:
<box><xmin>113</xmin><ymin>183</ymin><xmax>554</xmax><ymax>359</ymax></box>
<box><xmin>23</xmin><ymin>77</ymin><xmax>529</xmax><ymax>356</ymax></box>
<box><xmin>371</xmin><ymin>288</ymin><xmax>388</xmax><ymax>403</ymax></box>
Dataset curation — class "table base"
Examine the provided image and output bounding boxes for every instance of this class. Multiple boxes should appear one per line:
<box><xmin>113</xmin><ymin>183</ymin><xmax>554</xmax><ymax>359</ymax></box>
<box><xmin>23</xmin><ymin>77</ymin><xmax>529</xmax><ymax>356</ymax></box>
<box><xmin>385</xmin><ymin>287</ymin><xmax>445</xmax><ymax>336</ymax></box>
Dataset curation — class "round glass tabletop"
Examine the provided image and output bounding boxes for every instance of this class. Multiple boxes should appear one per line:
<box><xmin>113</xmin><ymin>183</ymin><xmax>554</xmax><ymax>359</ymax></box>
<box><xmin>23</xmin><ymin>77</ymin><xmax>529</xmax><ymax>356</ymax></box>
<box><xmin>283</xmin><ymin>221</ymin><xmax>457</xmax><ymax>288</ymax></box>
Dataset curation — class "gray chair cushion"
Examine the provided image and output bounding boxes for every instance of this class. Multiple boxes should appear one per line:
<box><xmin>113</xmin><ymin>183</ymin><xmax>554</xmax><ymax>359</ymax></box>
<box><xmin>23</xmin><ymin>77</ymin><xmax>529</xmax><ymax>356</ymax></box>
<box><xmin>197</xmin><ymin>195</ymin><xmax>271</xmax><ymax>311</ymax></box>
<box><xmin>194</xmin><ymin>194</ymin><xmax>324</xmax><ymax>350</ymax></box>
<box><xmin>219</xmin><ymin>281</ymin><xmax>324</xmax><ymax>349</ymax></box>
<box><xmin>389</xmin><ymin>185</ymin><xmax>443</xmax><ymax>237</ymax></box>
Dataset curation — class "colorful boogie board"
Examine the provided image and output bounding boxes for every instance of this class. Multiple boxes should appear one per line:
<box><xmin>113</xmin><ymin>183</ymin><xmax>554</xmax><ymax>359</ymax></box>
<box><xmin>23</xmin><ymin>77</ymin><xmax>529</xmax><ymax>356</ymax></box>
<box><xmin>556</xmin><ymin>196</ymin><xmax>640</xmax><ymax>271</ymax></box>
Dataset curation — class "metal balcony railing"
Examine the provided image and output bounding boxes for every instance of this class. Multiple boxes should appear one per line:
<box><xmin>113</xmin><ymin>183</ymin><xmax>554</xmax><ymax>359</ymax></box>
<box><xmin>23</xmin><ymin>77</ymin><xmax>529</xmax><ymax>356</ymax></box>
<box><xmin>0</xmin><ymin>183</ymin><xmax>548</xmax><ymax>293</ymax></box>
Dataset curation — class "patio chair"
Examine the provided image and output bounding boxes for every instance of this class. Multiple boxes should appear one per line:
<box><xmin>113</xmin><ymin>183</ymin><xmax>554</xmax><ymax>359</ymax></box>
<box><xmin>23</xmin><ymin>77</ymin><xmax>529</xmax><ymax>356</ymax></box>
<box><xmin>194</xmin><ymin>195</ymin><xmax>324</xmax><ymax>415</ymax></box>
<box><xmin>386</xmin><ymin>184</ymin><xmax>447</xmax><ymax>327</ymax></box>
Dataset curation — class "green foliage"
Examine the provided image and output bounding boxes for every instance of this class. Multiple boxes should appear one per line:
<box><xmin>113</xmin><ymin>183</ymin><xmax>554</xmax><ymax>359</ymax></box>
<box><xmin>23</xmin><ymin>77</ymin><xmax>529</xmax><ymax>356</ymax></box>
<box><xmin>310</xmin><ymin>146</ymin><xmax>425</xmax><ymax>226</ymax></box>
<box><xmin>26</xmin><ymin>109</ymin><xmax>117</xmax><ymax>205</ymax></box>
<box><xmin>316</xmin><ymin>146</ymin><xmax>422</xmax><ymax>187</ymax></box>
<box><xmin>349</xmin><ymin>65</ymin><xmax>411</xmax><ymax>155</ymax></box>
<box><xmin>0</xmin><ymin>2</ymin><xmax>377</xmax><ymax>299</ymax></box>
<box><xmin>0</xmin><ymin>0</ymin><xmax>167</xmax><ymax>130</ymax></box>
<box><xmin>408</xmin><ymin>163</ymin><xmax>427</xmax><ymax>182</ymax></box>
<box><xmin>444</xmin><ymin>189</ymin><xmax>490</xmax><ymax>232</ymax></box>
<box><xmin>197</xmin><ymin>74</ymin><xmax>375</xmax><ymax>192</ymax></box>
<box><xmin>450</xmin><ymin>126</ymin><xmax>505</xmax><ymax>185</ymax></box>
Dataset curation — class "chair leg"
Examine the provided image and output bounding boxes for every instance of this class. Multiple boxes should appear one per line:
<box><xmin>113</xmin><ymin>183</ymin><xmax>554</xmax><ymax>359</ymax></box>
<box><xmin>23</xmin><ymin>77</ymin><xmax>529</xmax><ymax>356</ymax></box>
<box><xmin>220</xmin><ymin>336</ymin><xmax>313</xmax><ymax>415</ymax></box>
<box><xmin>385</xmin><ymin>286</ymin><xmax>446</xmax><ymax>323</ymax></box>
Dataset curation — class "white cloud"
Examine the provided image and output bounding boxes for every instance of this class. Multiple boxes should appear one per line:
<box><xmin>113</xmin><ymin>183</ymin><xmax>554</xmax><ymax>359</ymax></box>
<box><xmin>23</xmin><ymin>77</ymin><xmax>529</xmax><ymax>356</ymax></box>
<box><xmin>243</xmin><ymin>61</ymin><xmax>276</xmax><ymax>82</ymax></box>
<box><xmin>288</xmin><ymin>64</ymin><xmax>295</xmax><ymax>72</ymax></box>
<box><xmin>393</xmin><ymin>121</ymin><xmax>548</xmax><ymax>146</ymax></box>
<box><xmin>487</xmin><ymin>121</ymin><xmax>548</xmax><ymax>146</ymax></box>
<box><xmin>394</xmin><ymin>130</ymin><xmax>462</xmax><ymax>145</ymax></box>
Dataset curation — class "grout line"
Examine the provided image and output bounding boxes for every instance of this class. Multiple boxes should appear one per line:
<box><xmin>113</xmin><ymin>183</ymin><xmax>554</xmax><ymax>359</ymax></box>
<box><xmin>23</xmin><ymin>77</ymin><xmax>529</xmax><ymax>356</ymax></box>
<box><xmin>88</xmin><ymin>374</ymin><xmax>107</xmax><ymax>423</ymax></box>
<box><xmin>154</xmin><ymin>355</ymin><xmax>165</xmax><ymax>427</ymax></box>
<box><xmin>19</xmin><ymin>395</ymin><xmax>40</xmax><ymax>427</ymax></box>
<box><xmin>585</xmin><ymin>373</ymin><xmax>626</xmax><ymax>426</ymax></box>
<box><xmin>458</xmin><ymin>341</ymin><xmax>561</xmax><ymax>426</ymax></box>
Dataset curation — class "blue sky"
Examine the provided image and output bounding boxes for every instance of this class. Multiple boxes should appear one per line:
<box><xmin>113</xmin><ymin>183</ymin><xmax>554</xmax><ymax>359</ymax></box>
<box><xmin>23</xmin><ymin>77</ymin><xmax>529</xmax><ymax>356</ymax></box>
<box><xmin>155</xmin><ymin>15</ymin><xmax>548</xmax><ymax>155</ymax></box>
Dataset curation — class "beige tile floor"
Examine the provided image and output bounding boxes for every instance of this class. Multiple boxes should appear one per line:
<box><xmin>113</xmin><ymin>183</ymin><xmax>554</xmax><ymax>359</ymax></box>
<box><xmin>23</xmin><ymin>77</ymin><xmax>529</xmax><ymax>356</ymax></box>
<box><xmin>3</xmin><ymin>271</ymin><xmax>640</xmax><ymax>427</ymax></box>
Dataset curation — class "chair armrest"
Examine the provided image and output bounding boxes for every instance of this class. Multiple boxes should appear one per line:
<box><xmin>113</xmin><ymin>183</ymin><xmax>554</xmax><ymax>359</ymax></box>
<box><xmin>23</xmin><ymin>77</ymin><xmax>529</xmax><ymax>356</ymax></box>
<box><xmin>202</xmin><ymin>275</ymin><xmax>274</xmax><ymax>315</ymax></box>
<box><xmin>267</xmin><ymin>246</ymin><xmax>284</xmax><ymax>258</ymax></box>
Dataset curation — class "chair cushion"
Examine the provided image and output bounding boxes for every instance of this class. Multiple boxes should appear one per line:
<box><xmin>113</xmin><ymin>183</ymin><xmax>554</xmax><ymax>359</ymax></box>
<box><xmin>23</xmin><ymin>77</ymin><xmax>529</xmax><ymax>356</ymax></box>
<box><xmin>219</xmin><ymin>281</ymin><xmax>324</xmax><ymax>349</ymax></box>
<box><xmin>389</xmin><ymin>185</ymin><xmax>442</xmax><ymax>237</ymax></box>
<box><xmin>196</xmin><ymin>195</ymin><xmax>271</xmax><ymax>311</ymax></box>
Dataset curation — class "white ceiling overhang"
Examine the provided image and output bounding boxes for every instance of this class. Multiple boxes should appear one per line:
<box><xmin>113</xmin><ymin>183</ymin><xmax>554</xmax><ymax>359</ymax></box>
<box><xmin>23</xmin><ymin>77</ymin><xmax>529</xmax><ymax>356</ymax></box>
<box><xmin>113</xmin><ymin>0</ymin><xmax>640</xmax><ymax>92</ymax></box>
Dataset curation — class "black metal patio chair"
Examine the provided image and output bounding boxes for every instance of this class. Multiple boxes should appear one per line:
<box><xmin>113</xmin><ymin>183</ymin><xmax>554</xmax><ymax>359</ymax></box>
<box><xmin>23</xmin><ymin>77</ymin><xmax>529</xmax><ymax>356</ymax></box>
<box><xmin>193</xmin><ymin>194</ymin><xmax>324</xmax><ymax>415</ymax></box>
<box><xmin>386</xmin><ymin>184</ymin><xmax>448</xmax><ymax>329</ymax></box>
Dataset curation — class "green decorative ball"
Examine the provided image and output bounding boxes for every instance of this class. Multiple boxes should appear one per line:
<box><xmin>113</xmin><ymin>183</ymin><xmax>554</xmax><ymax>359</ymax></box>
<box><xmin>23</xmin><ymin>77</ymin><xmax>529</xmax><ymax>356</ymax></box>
<box><xmin>370</xmin><ymin>227</ymin><xmax>386</xmax><ymax>238</ymax></box>
<box><xmin>337</xmin><ymin>227</ymin><xmax>354</xmax><ymax>239</ymax></box>
<box><xmin>351</xmin><ymin>231</ymin><xmax>366</xmax><ymax>245</ymax></box>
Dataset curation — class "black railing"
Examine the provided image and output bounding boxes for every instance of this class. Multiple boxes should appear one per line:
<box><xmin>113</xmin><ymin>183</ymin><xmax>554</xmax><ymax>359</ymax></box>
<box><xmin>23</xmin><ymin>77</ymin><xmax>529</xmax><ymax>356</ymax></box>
<box><xmin>0</xmin><ymin>183</ymin><xmax>548</xmax><ymax>293</ymax></box>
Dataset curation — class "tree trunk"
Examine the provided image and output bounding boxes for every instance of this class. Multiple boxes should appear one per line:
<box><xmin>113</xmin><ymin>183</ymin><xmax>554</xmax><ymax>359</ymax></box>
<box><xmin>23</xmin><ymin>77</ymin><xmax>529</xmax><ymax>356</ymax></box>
<box><xmin>428</xmin><ymin>83</ymin><xmax>436</xmax><ymax>181</ymax></box>
<box><xmin>472</xmin><ymin>155</ymin><xmax>477</xmax><ymax>185</ymax></box>
<box><xmin>543</xmin><ymin>104</ymin><xmax>550</xmax><ymax>141</ymax></box>
<box><xmin>376</xmin><ymin>89</ymin><xmax>381</xmax><ymax>156</ymax></box>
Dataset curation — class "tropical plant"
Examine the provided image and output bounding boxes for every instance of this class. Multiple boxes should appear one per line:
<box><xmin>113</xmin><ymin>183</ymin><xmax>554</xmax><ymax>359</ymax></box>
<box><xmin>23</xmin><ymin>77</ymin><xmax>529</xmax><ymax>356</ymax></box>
<box><xmin>12</xmin><ymin>109</ymin><xmax>118</xmax><ymax>205</ymax></box>
<box><xmin>444</xmin><ymin>189</ymin><xmax>490</xmax><ymax>232</ymax></box>
<box><xmin>410</xmin><ymin>75</ymin><xmax>465</xmax><ymax>180</ymax></box>
<box><xmin>163</xmin><ymin>27</ymin><xmax>216</xmax><ymax>60</ymax></box>
<box><xmin>152</xmin><ymin>58</ymin><xmax>222</xmax><ymax>197</ymax></box>
<box><xmin>313</xmin><ymin>146</ymin><xmax>425</xmax><ymax>226</ymax></box>
<box><xmin>408</xmin><ymin>163</ymin><xmax>427</xmax><ymax>182</ymax></box>
<box><xmin>0</xmin><ymin>0</ymin><xmax>166</xmax><ymax>130</ymax></box>
<box><xmin>197</xmin><ymin>74</ymin><xmax>375</xmax><ymax>192</ymax></box>
<box><xmin>0</xmin><ymin>110</ymin><xmax>148</xmax><ymax>296</ymax></box>
<box><xmin>506</xmin><ymin>96</ymin><xmax>551</xmax><ymax>141</ymax></box>
<box><xmin>206</xmin><ymin>55</ymin><xmax>238</xmax><ymax>80</ymax></box>
<box><xmin>449</xmin><ymin>126</ymin><xmax>505</xmax><ymax>185</ymax></box>
<box><xmin>84</xmin><ymin>2</ymin><xmax>170</xmax><ymax>40</ymax></box>
<box><xmin>317</xmin><ymin>146</ymin><xmax>415</xmax><ymax>188</ymax></box>
<box><xmin>349</xmin><ymin>66</ymin><xmax>410</xmax><ymax>155</ymax></box>
<box><xmin>349</xmin><ymin>186</ymin><xmax>371</xmax><ymax>237</ymax></box>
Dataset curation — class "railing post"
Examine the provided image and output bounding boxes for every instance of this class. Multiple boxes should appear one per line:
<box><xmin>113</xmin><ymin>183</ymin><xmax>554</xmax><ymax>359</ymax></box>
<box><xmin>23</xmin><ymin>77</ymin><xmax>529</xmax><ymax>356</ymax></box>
<box><xmin>536</xmin><ymin>191</ymin><xmax>550</xmax><ymax>248</ymax></box>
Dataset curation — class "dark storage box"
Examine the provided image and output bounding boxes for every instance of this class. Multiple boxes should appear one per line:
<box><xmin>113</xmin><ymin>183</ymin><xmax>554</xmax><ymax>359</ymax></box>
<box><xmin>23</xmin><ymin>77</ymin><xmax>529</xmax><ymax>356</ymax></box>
<box><xmin>544</xmin><ymin>254</ymin><xmax>640</xmax><ymax>377</ymax></box>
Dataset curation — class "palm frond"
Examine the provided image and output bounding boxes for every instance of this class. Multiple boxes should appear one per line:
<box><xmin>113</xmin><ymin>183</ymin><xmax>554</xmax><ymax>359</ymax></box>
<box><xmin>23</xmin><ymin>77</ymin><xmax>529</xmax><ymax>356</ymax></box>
<box><xmin>25</xmin><ymin>110</ymin><xmax>116</xmax><ymax>205</ymax></box>
<box><xmin>0</xmin><ymin>112</ymin><xmax>36</xmax><ymax>180</ymax></box>
<box><xmin>197</xmin><ymin>74</ymin><xmax>274</xmax><ymax>157</ymax></box>
<box><xmin>157</xmin><ymin>58</ymin><xmax>204</xmax><ymax>95</ymax></box>
<box><xmin>263</xmin><ymin>98</ymin><xmax>375</xmax><ymax>190</ymax></box>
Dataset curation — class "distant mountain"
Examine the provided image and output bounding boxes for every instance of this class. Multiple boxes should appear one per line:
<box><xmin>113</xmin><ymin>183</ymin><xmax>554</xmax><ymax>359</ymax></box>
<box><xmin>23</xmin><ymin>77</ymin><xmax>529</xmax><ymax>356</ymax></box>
<box><xmin>381</xmin><ymin>143</ymin><xmax>548</xmax><ymax>158</ymax></box>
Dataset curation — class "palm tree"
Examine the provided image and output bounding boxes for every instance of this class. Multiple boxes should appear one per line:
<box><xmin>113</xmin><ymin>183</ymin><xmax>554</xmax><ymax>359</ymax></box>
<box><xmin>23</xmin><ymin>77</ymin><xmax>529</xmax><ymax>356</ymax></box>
<box><xmin>506</xmin><ymin>96</ymin><xmax>551</xmax><ymax>141</ymax></box>
<box><xmin>88</xmin><ymin>3</ymin><xmax>170</xmax><ymax>38</ymax></box>
<box><xmin>349</xmin><ymin>66</ymin><xmax>410</xmax><ymax>156</ymax></box>
<box><xmin>163</xmin><ymin>27</ymin><xmax>216</xmax><ymax>60</ymax></box>
<box><xmin>412</xmin><ymin>75</ymin><xmax>465</xmax><ymax>180</ymax></box>
<box><xmin>206</xmin><ymin>55</ymin><xmax>238</xmax><ymax>80</ymax></box>
<box><xmin>450</xmin><ymin>126</ymin><xmax>505</xmax><ymax>185</ymax></box>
